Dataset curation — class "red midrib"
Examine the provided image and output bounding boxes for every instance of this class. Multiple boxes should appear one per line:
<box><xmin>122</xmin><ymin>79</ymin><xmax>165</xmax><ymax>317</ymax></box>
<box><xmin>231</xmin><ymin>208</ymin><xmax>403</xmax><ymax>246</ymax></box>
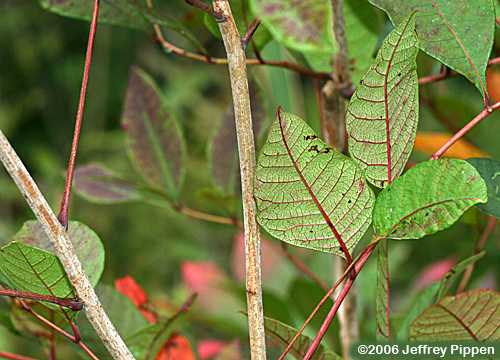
<box><xmin>383</xmin><ymin>17</ymin><xmax>413</xmax><ymax>184</ymax></box>
<box><xmin>277</xmin><ymin>112</ymin><xmax>352</xmax><ymax>264</ymax></box>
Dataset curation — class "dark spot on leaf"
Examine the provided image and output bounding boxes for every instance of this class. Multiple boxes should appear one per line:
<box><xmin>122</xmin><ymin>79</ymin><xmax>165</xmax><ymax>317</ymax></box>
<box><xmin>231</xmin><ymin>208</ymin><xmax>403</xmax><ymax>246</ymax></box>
<box><xmin>304</xmin><ymin>135</ymin><xmax>317</xmax><ymax>140</ymax></box>
<box><xmin>348</xmin><ymin>200</ymin><xmax>352</xmax><ymax>204</ymax></box>
<box><xmin>308</xmin><ymin>145</ymin><xmax>319</xmax><ymax>153</ymax></box>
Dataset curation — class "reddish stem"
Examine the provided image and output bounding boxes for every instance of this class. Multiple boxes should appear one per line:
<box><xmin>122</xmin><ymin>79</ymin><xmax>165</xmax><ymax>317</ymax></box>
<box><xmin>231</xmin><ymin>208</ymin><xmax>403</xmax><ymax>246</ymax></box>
<box><xmin>431</xmin><ymin>101</ymin><xmax>500</xmax><ymax>159</ymax></box>
<box><xmin>278</xmin><ymin>243</ymin><xmax>377</xmax><ymax>360</ymax></box>
<box><xmin>303</xmin><ymin>243</ymin><xmax>377</xmax><ymax>360</ymax></box>
<box><xmin>0</xmin><ymin>289</ymin><xmax>83</xmax><ymax>311</ymax></box>
<box><xmin>0</xmin><ymin>352</ymin><xmax>36</xmax><ymax>360</ymax></box>
<box><xmin>242</xmin><ymin>19</ymin><xmax>261</xmax><ymax>48</ymax></box>
<box><xmin>58</xmin><ymin>0</ymin><xmax>100</xmax><ymax>227</ymax></box>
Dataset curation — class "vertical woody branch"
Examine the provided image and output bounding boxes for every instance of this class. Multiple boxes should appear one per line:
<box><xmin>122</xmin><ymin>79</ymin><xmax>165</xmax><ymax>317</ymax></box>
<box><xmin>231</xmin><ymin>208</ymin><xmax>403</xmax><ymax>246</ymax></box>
<box><xmin>0</xmin><ymin>130</ymin><xmax>135</xmax><ymax>360</ymax></box>
<box><xmin>212</xmin><ymin>1</ymin><xmax>266</xmax><ymax>359</ymax></box>
<box><xmin>323</xmin><ymin>1</ymin><xmax>358</xmax><ymax>357</ymax></box>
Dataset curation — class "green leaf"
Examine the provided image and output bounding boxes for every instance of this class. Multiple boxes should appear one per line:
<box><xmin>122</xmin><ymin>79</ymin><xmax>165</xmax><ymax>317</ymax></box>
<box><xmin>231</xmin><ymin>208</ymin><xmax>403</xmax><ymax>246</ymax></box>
<box><xmin>74</xmin><ymin>163</ymin><xmax>142</xmax><ymax>204</ymax></box>
<box><xmin>122</xmin><ymin>67</ymin><xmax>186</xmax><ymax>200</ymax></box>
<box><xmin>396</xmin><ymin>283</ymin><xmax>440</xmax><ymax>340</ymax></box>
<box><xmin>373</xmin><ymin>159</ymin><xmax>487</xmax><ymax>239</ymax></box>
<box><xmin>264</xmin><ymin>316</ymin><xmax>342</xmax><ymax>359</ymax></box>
<box><xmin>346</xmin><ymin>13</ymin><xmax>419</xmax><ymax>188</ymax></box>
<box><xmin>368</xmin><ymin>0</ymin><xmax>495</xmax><ymax>96</ymax></box>
<box><xmin>12</xmin><ymin>220</ymin><xmax>105</xmax><ymax>288</ymax></box>
<box><xmin>376</xmin><ymin>239</ymin><xmax>390</xmax><ymax>340</ymax></box>
<box><xmin>436</xmin><ymin>251</ymin><xmax>486</xmax><ymax>299</ymax></box>
<box><xmin>304</xmin><ymin>0</ymin><xmax>383</xmax><ymax>84</ymax></box>
<box><xmin>0</xmin><ymin>242</ymin><xmax>74</xmax><ymax>299</ymax></box>
<box><xmin>409</xmin><ymin>289</ymin><xmax>500</xmax><ymax>340</ymax></box>
<box><xmin>249</xmin><ymin>0</ymin><xmax>336</xmax><ymax>55</ymax></box>
<box><xmin>78</xmin><ymin>284</ymin><xmax>149</xmax><ymax>359</ymax></box>
<box><xmin>467</xmin><ymin>158</ymin><xmax>500</xmax><ymax>218</ymax></box>
<box><xmin>39</xmin><ymin>0</ymin><xmax>205</xmax><ymax>53</ymax></box>
<box><xmin>127</xmin><ymin>321</ymin><xmax>176</xmax><ymax>360</ymax></box>
<box><xmin>255</xmin><ymin>110</ymin><xmax>375</xmax><ymax>256</ymax></box>
<box><xmin>397</xmin><ymin>252</ymin><xmax>486</xmax><ymax>340</ymax></box>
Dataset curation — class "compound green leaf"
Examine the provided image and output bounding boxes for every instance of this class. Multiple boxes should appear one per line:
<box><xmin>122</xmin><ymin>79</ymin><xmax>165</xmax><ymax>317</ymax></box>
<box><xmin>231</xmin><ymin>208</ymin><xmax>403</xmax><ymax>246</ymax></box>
<box><xmin>122</xmin><ymin>67</ymin><xmax>186</xmax><ymax>200</ymax></box>
<box><xmin>368</xmin><ymin>0</ymin><xmax>495</xmax><ymax>97</ymax></box>
<box><xmin>410</xmin><ymin>289</ymin><xmax>500</xmax><ymax>340</ymax></box>
<box><xmin>346</xmin><ymin>13</ymin><xmax>419</xmax><ymax>188</ymax></box>
<box><xmin>376</xmin><ymin>239</ymin><xmax>390</xmax><ymax>340</ymax></box>
<box><xmin>0</xmin><ymin>242</ymin><xmax>74</xmax><ymax>300</ymax></box>
<box><xmin>74</xmin><ymin>163</ymin><xmax>142</xmax><ymax>204</ymax></box>
<box><xmin>373</xmin><ymin>159</ymin><xmax>487</xmax><ymax>239</ymax></box>
<box><xmin>249</xmin><ymin>0</ymin><xmax>336</xmax><ymax>55</ymax></box>
<box><xmin>39</xmin><ymin>0</ymin><xmax>205</xmax><ymax>53</ymax></box>
<box><xmin>11</xmin><ymin>220</ymin><xmax>105</xmax><ymax>288</ymax></box>
<box><xmin>264</xmin><ymin>316</ymin><xmax>341</xmax><ymax>359</ymax></box>
<box><xmin>467</xmin><ymin>158</ymin><xmax>500</xmax><ymax>218</ymax></box>
<box><xmin>255</xmin><ymin>110</ymin><xmax>375</xmax><ymax>256</ymax></box>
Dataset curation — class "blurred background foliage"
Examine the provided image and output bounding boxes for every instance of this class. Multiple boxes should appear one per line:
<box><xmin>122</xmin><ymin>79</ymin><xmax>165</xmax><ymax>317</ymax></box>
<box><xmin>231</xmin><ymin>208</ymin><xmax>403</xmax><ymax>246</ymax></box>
<box><xmin>0</xmin><ymin>0</ymin><xmax>499</xmax><ymax>358</ymax></box>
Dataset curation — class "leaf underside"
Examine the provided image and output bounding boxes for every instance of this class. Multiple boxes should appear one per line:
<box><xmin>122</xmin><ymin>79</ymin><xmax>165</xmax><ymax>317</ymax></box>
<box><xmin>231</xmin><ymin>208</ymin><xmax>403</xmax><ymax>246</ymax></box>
<box><xmin>410</xmin><ymin>289</ymin><xmax>500</xmax><ymax>341</ymax></box>
<box><xmin>368</xmin><ymin>0</ymin><xmax>495</xmax><ymax>96</ymax></box>
<box><xmin>373</xmin><ymin>159</ymin><xmax>488</xmax><ymax>239</ymax></box>
<box><xmin>250</xmin><ymin>0</ymin><xmax>335</xmax><ymax>54</ymax></box>
<box><xmin>467</xmin><ymin>158</ymin><xmax>500</xmax><ymax>218</ymax></box>
<box><xmin>122</xmin><ymin>67</ymin><xmax>185</xmax><ymax>200</ymax></box>
<box><xmin>74</xmin><ymin>163</ymin><xmax>141</xmax><ymax>204</ymax></box>
<box><xmin>346</xmin><ymin>13</ymin><xmax>419</xmax><ymax>188</ymax></box>
<box><xmin>0</xmin><ymin>242</ymin><xmax>74</xmax><ymax>299</ymax></box>
<box><xmin>255</xmin><ymin>111</ymin><xmax>374</xmax><ymax>256</ymax></box>
<box><xmin>376</xmin><ymin>239</ymin><xmax>390</xmax><ymax>339</ymax></box>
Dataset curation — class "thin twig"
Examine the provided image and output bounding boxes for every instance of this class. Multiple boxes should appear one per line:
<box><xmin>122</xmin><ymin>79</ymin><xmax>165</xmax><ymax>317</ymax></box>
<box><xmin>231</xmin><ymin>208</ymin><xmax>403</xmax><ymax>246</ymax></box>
<box><xmin>184</xmin><ymin>0</ymin><xmax>223</xmax><ymax>18</ymax></box>
<box><xmin>175</xmin><ymin>205</ymin><xmax>242</xmax><ymax>228</ymax></box>
<box><xmin>280</xmin><ymin>243</ymin><xmax>329</xmax><ymax>293</ymax></box>
<box><xmin>0</xmin><ymin>130</ymin><xmax>134</xmax><ymax>359</ymax></box>
<box><xmin>303</xmin><ymin>243</ymin><xmax>378</xmax><ymax>360</ymax></box>
<box><xmin>278</xmin><ymin>243</ymin><xmax>377</xmax><ymax>360</ymax></box>
<box><xmin>212</xmin><ymin>1</ymin><xmax>266</xmax><ymax>359</ymax></box>
<box><xmin>146</xmin><ymin>0</ymin><xmax>328</xmax><ymax>79</ymax></box>
<box><xmin>432</xmin><ymin>101</ymin><xmax>500</xmax><ymax>159</ymax></box>
<box><xmin>58</xmin><ymin>0</ymin><xmax>100</xmax><ymax>228</ymax></box>
<box><xmin>242</xmin><ymin>19</ymin><xmax>261</xmax><ymax>49</ymax></box>
<box><xmin>419</xmin><ymin>57</ymin><xmax>500</xmax><ymax>86</ymax></box>
<box><xmin>0</xmin><ymin>289</ymin><xmax>83</xmax><ymax>311</ymax></box>
<box><xmin>457</xmin><ymin>216</ymin><xmax>496</xmax><ymax>293</ymax></box>
<box><xmin>0</xmin><ymin>352</ymin><xmax>36</xmax><ymax>360</ymax></box>
<box><xmin>18</xmin><ymin>301</ymin><xmax>100</xmax><ymax>360</ymax></box>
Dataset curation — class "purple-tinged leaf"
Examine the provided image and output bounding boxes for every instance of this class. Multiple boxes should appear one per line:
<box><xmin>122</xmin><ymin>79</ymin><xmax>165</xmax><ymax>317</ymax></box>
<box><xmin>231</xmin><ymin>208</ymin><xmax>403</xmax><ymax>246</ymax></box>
<box><xmin>369</xmin><ymin>0</ymin><xmax>495</xmax><ymax>97</ymax></box>
<box><xmin>410</xmin><ymin>289</ymin><xmax>500</xmax><ymax>341</ymax></box>
<box><xmin>122</xmin><ymin>67</ymin><xmax>186</xmax><ymax>200</ymax></box>
<box><xmin>346</xmin><ymin>13</ymin><xmax>418</xmax><ymax>188</ymax></box>
<box><xmin>249</xmin><ymin>0</ymin><xmax>336</xmax><ymax>55</ymax></box>
<box><xmin>210</xmin><ymin>83</ymin><xmax>265</xmax><ymax>193</ymax></box>
<box><xmin>74</xmin><ymin>163</ymin><xmax>141</xmax><ymax>204</ymax></box>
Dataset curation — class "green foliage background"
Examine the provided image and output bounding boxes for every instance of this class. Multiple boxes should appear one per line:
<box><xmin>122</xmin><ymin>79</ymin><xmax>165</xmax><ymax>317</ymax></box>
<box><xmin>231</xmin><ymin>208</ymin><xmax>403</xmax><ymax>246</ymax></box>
<box><xmin>0</xmin><ymin>1</ymin><xmax>499</xmax><ymax>358</ymax></box>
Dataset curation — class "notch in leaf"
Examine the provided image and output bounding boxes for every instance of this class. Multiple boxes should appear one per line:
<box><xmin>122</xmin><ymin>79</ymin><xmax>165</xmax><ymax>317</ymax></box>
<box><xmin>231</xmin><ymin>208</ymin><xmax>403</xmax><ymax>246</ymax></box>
<box><xmin>255</xmin><ymin>109</ymin><xmax>375</xmax><ymax>259</ymax></box>
<box><xmin>122</xmin><ymin>67</ymin><xmax>186</xmax><ymax>201</ymax></box>
<box><xmin>346</xmin><ymin>12</ymin><xmax>419</xmax><ymax>188</ymax></box>
<box><xmin>373</xmin><ymin>159</ymin><xmax>487</xmax><ymax>239</ymax></box>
